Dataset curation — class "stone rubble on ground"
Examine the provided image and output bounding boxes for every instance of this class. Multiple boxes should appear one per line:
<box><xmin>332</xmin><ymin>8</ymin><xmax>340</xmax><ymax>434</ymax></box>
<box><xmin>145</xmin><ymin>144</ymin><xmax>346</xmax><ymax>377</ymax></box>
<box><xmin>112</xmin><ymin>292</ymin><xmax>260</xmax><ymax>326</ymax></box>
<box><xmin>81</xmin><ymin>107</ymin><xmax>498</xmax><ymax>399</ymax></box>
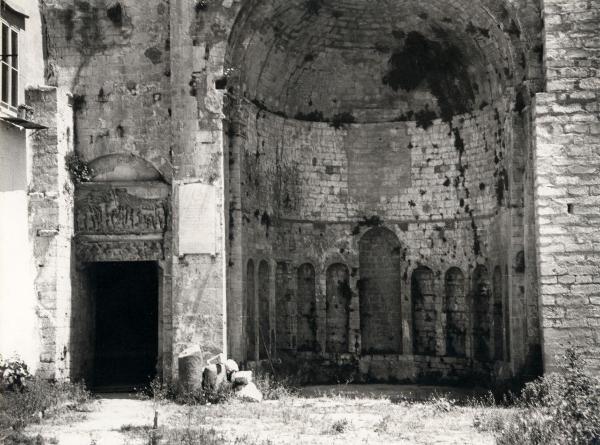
<box><xmin>231</xmin><ymin>371</ymin><xmax>253</xmax><ymax>386</ymax></box>
<box><xmin>180</xmin><ymin>350</ymin><xmax>262</xmax><ymax>402</ymax></box>
<box><xmin>235</xmin><ymin>382</ymin><xmax>263</xmax><ymax>403</ymax></box>
<box><xmin>225</xmin><ymin>359</ymin><xmax>240</xmax><ymax>373</ymax></box>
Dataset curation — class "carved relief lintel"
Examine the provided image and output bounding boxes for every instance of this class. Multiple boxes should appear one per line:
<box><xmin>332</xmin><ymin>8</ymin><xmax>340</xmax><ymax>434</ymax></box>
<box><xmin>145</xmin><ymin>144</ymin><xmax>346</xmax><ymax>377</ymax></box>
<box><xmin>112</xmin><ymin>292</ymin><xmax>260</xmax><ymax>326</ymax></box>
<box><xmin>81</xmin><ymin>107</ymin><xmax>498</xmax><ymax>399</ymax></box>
<box><xmin>76</xmin><ymin>239</ymin><xmax>164</xmax><ymax>262</ymax></box>
<box><xmin>75</xmin><ymin>185</ymin><xmax>169</xmax><ymax>236</ymax></box>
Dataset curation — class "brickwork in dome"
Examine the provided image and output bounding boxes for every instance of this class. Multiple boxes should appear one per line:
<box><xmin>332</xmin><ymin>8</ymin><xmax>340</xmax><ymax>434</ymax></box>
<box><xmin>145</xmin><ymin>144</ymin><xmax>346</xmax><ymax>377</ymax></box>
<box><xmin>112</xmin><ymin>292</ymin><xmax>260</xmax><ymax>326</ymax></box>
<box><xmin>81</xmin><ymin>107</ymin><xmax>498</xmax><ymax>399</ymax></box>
<box><xmin>227</xmin><ymin>0</ymin><xmax>541</xmax><ymax>123</ymax></box>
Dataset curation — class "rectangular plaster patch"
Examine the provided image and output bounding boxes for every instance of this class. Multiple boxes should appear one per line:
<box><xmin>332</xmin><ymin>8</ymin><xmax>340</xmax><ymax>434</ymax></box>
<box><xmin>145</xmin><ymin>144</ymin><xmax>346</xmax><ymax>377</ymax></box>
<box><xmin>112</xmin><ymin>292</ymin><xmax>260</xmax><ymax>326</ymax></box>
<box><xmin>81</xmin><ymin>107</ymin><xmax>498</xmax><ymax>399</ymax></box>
<box><xmin>178</xmin><ymin>183</ymin><xmax>217</xmax><ymax>255</ymax></box>
<box><xmin>347</xmin><ymin>127</ymin><xmax>412</xmax><ymax>201</ymax></box>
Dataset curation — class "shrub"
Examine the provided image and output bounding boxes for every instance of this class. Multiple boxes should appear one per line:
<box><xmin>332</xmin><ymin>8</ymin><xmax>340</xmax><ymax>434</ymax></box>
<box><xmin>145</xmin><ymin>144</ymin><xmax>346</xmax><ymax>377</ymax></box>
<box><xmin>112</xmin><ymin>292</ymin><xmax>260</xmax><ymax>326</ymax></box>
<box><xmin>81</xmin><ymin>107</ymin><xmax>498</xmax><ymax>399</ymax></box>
<box><xmin>65</xmin><ymin>152</ymin><xmax>93</xmax><ymax>183</ymax></box>
<box><xmin>473</xmin><ymin>410</ymin><xmax>518</xmax><ymax>435</ymax></box>
<box><xmin>480</xmin><ymin>347</ymin><xmax>600</xmax><ymax>445</ymax></box>
<box><xmin>495</xmin><ymin>411</ymin><xmax>554</xmax><ymax>445</ymax></box>
<box><xmin>2</xmin><ymin>432</ymin><xmax>49</xmax><ymax>445</ymax></box>
<box><xmin>0</xmin><ymin>355</ymin><xmax>31</xmax><ymax>392</ymax></box>
<box><xmin>0</xmin><ymin>367</ymin><xmax>91</xmax><ymax>433</ymax></box>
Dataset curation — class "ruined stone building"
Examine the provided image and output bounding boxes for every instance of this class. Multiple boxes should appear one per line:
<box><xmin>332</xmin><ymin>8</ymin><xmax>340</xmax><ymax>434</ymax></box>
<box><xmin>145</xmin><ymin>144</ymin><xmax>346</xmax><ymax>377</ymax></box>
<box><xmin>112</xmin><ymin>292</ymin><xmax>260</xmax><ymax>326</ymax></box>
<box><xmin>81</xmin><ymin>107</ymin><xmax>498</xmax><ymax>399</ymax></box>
<box><xmin>1</xmin><ymin>0</ymin><xmax>600</xmax><ymax>388</ymax></box>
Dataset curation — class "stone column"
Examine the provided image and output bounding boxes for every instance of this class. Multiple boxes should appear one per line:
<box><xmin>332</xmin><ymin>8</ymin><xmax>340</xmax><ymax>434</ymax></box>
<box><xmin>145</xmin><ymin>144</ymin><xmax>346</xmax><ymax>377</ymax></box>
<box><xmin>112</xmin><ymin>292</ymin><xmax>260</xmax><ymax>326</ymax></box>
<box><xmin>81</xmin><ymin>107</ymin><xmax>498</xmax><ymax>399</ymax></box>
<box><xmin>168</xmin><ymin>0</ymin><xmax>239</xmax><ymax>380</ymax></box>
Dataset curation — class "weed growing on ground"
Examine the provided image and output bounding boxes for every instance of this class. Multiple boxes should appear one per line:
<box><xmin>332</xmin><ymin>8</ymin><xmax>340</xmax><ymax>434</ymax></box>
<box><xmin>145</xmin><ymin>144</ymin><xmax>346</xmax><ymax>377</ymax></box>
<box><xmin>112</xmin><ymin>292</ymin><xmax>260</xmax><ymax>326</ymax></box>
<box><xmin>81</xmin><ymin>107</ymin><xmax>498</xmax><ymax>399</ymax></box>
<box><xmin>253</xmin><ymin>370</ymin><xmax>297</xmax><ymax>400</ymax></box>
<box><xmin>465</xmin><ymin>391</ymin><xmax>497</xmax><ymax>409</ymax></box>
<box><xmin>473</xmin><ymin>409</ymin><xmax>515</xmax><ymax>434</ymax></box>
<box><xmin>123</xmin><ymin>425</ymin><xmax>226</xmax><ymax>445</ymax></box>
<box><xmin>0</xmin><ymin>377</ymin><xmax>90</xmax><ymax>433</ymax></box>
<box><xmin>0</xmin><ymin>432</ymin><xmax>56</xmax><ymax>445</ymax></box>
<box><xmin>326</xmin><ymin>418</ymin><xmax>350</xmax><ymax>434</ymax></box>
<box><xmin>175</xmin><ymin>383</ymin><xmax>235</xmax><ymax>406</ymax></box>
<box><xmin>475</xmin><ymin>347</ymin><xmax>600</xmax><ymax>444</ymax></box>
<box><xmin>374</xmin><ymin>414</ymin><xmax>392</xmax><ymax>433</ymax></box>
<box><xmin>0</xmin><ymin>359</ymin><xmax>90</xmax><ymax>445</ymax></box>
<box><xmin>428</xmin><ymin>395</ymin><xmax>456</xmax><ymax>413</ymax></box>
<box><xmin>120</xmin><ymin>405</ymin><xmax>219</xmax><ymax>445</ymax></box>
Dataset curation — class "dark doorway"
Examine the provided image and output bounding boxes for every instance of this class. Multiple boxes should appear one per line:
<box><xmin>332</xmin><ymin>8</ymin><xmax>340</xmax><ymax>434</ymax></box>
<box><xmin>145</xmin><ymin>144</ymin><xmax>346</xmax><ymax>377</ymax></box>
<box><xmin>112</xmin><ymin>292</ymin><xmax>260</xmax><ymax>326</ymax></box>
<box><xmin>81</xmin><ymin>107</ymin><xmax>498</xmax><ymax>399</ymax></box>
<box><xmin>92</xmin><ymin>262</ymin><xmax>158</xmax><ymax>390</ymax></box>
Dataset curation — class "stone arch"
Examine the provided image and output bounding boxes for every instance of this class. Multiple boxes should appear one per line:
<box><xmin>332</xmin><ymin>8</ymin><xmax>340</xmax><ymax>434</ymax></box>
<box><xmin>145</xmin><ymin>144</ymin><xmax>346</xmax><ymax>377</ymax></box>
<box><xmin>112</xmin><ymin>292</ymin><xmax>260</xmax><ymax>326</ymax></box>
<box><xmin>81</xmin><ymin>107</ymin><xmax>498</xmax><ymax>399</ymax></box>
<box><xmin>245</xmin><ymin>259</ymin><xmax>256</xmax><ymax>361</ymax></box>
<box><xmin>87</xmin><ymin>153</ymin><xmax>164</xmax><ymax>182</ymax></box>
<box><xmin>297</xmin><ymin>263</ymin><xmax>317</xmax><ymax>352</ymax></box>
<box><xmin>258</xmin><ymin>260</ymin><xmax>271</xmax><ymax>359</ymax></box>
<box><xmin>493</xmin><ymin>266</ymin><xmax>504</xmax><ymax>361</ymax></box>
<box><xmin>411</xmin><ymin>266</ymin><xmax>437</xmax><ymax>356</ymax></box>
<box><xmin>445</xmin><ymin>267</ymin><xmax>466</xmax><ymax>357</ymax></box>
<box><xmin>473</xmin><ymin>265</ymin><xmax>491</xmax><ymax>361</ymax></box>
<box><xmin>326</xmin><ymin>263</ymin><xmax>350</xmax><ymax>353</ymax></box>
<box><xmin>358</xmin><ymin>227</ymin><xmax>402</xmax><ymax>354</ymax></box>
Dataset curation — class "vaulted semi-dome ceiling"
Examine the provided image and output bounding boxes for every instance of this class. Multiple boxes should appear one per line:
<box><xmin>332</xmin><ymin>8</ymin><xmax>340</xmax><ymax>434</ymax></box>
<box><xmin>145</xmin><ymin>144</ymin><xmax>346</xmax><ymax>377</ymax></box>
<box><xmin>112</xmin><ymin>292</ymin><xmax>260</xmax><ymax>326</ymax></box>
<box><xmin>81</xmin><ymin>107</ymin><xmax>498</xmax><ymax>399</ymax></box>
<box><xmin>227</xmin><ymin>0</ymin><xmax>539</xmax><ymax>123</ymax></box>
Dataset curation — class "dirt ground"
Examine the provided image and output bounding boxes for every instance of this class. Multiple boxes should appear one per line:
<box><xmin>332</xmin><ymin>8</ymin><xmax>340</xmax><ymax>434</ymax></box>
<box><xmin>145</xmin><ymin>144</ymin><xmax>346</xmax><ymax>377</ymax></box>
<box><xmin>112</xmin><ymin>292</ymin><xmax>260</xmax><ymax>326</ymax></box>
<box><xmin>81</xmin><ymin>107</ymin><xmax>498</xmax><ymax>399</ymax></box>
<box><xmin>24</xmin><ymin>385</ymin><xmax>505</xmax><ymax>444</ymax></box>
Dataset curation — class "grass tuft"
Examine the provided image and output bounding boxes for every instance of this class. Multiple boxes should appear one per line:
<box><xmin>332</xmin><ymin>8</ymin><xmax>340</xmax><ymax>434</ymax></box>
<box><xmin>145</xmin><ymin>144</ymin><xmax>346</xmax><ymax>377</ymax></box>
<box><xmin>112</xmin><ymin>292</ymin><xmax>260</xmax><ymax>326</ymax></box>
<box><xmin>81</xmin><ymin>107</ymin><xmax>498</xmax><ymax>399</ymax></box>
<box><xmin>326</xmin><ymin>418</ymin><xmax>350</xmax><ymax>434</ymax></box>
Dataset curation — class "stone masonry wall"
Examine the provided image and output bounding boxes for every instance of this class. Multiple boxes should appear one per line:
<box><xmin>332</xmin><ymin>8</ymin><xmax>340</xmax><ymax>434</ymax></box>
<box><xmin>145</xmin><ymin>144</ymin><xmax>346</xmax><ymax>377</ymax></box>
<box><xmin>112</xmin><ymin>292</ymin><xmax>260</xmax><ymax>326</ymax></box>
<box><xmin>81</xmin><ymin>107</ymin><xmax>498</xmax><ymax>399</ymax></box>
<box><xmin>234</xmin><ymin>95</ymin><xmax>531</xmax><ymax>380</ymax></box>
<box><xmin>42</xmin><ymin>0</ymin><xmax>238</xmax><ymax>381</ymax></box>
<box><xmin>26</xmin><ymin>87</ymin><xmax>74</xmax><ymax>379</ymax></box>
<box><xmin>239</xmin><ymin>103</ymin><xmax>504</xmax><ymax>221</ymax></box>
<box><xmin>535</xmin><ymin>0</ymin><xmax>600</xmax><ymax>372</ymax></box>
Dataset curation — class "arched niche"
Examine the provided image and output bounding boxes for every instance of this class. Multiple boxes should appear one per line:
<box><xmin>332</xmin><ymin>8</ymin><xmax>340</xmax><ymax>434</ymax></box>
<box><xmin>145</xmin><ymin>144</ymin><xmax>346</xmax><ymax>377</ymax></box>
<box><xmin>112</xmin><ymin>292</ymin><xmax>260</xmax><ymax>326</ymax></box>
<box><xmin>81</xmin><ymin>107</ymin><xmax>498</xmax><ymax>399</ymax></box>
<box><xmin>245</xmin><ymin>259</ymin><xmax>256</xmax><ymax>361</ymax></box>
<box><xmin>275</xmin><ymin>262</ymin><xmax>295</xmax><ymax>353</ymax></box>
<box><xmin>358</xmin><ymin>227</ymin><xmax>402</xmax><ymax>354</ymax></box>
<box><xmin>493</xmin><ymin>266</ymin><xmax>505</xmax><ymax>361</ymax></box>
<box><xmin>444</xmin><ymin>267</ymin><xmax>467</xmax><ymax>357</ymax></box>
<box><xmin>88</xmin><ymin>153</ymin><xmax>164</xmax><ymax>182</ymax></box>
<box><xmin>326</xmin><ymin>263</ymin><xmax>350</xmax><ymax>353</ymax></box>
<box><xmin>296</xmin><ymin>263</ymin><xmax>317</xmax><ymax>352</ymax></box>
<box><xmin>473</xmin><ymin>265</ymin><xmax>491</xmax><ymax>361</ymax></box>
<box><xmin>258</xmin><ymin>260</ymin><xmax>271</xmax><ymax>360</ymax></box>
<box><xmin>411</xmin><ymin>266</ymin><xmax>437</xmax><ymax>356</ymax></box>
